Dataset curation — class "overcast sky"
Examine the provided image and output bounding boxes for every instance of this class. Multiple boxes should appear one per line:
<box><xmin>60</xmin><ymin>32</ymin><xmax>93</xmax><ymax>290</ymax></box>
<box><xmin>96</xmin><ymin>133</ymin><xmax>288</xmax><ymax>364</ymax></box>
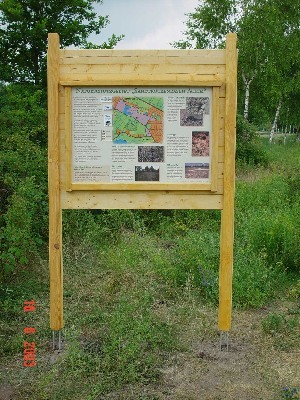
<box><xmin>93</xmin><ymin>0</ymin><xmax>199</xmax><ymax>49</ymax></box>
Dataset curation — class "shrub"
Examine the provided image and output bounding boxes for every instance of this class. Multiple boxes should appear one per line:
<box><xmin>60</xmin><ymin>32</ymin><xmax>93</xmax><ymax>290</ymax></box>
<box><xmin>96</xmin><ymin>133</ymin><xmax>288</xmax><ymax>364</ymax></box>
<box><xmin>236</xmin><ymin>114</ymin><xmax>269</xmax><ymax>165</ymax></box>
<box><xmin>0</xmin><ymin>177</ymin><xmax>47</xmax><ymax>274</ymax></box>
<box><xmin>0</xmin><ymin>84</ymin><xmax>47</xmax><ymax>278</ymax></box>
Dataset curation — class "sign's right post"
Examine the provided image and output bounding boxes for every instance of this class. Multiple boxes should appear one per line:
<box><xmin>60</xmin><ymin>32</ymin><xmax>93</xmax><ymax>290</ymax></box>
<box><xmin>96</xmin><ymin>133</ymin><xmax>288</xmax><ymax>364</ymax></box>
<box><xmin>218</xmin><ymin>33</ymin><xmax>238</xmax><ymax>333</ymax></box>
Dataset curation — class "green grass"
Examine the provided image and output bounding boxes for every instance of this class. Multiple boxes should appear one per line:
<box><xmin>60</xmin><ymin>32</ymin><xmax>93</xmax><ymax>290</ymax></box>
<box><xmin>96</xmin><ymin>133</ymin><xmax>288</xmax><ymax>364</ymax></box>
<box><xmin>1</xmin><ymin>141</ymin><xmax>299</xmax><ymax>398</ymax></box>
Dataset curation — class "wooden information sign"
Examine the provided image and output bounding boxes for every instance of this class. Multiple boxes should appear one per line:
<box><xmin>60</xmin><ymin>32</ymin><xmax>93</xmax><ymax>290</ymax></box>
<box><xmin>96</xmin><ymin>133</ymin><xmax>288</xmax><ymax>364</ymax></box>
<box><xmin>48</xmin><ymin>33</ymin><xmax>237</xmax><ymax>336</ymax></box>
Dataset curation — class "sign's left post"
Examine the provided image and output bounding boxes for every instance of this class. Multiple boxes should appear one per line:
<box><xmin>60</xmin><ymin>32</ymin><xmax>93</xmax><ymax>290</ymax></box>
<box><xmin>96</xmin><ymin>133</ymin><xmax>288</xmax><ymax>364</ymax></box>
<box><xmin>47</xmin><ymin>33</ymin><xmax>63</xmax><ymax>349</ymax></box>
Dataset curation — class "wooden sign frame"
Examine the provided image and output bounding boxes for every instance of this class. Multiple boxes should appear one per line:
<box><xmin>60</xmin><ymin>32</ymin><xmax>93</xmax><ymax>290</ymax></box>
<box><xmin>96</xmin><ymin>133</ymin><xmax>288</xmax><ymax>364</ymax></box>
<box><xmin>48</xmin><ymin>33</ymin><xmax>237</xmax><ymax>333</ymax></box>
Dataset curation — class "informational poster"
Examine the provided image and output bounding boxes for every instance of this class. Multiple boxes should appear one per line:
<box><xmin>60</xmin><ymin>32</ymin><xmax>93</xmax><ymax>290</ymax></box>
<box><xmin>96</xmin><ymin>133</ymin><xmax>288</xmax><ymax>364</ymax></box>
<box><xmin>71</xmin><ymin>87</ymin><xmax>212</xmax><ymax>184</ymax></box>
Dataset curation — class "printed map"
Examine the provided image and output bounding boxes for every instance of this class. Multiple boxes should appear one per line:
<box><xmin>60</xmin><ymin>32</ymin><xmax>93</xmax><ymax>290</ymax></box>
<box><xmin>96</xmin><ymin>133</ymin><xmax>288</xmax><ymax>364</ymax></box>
<box><xmin>113</xmin><ymin>97</ymin><xmax>163</xmax><ymax>144</ymax></box>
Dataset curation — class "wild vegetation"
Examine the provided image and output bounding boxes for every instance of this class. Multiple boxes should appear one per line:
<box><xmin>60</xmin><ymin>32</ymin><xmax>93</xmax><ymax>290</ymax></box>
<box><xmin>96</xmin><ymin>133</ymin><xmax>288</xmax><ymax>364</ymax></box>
<box><xmin>1</xmin><ymin>141</ymin><xmax>299</xmax><ymax>399</ymax></box>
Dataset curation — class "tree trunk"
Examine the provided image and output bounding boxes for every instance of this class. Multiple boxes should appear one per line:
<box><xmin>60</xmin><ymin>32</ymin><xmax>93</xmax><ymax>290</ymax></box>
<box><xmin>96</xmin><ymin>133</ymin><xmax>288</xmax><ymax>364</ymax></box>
<box><xmin>269</xmin><ymin>98</ymin><xmax>282</xmax><ymax>144</ymax></box>
<box><xmin>284</xmin><ymin>125</ymin><xmax>288</xmax><ymax>145</ymax></box>
<box><xmin>243</xmin><ymin>80</ymin><xmax>250</xmax><ymax>120</ymax></box>
<box><xmin>242</xmin><ymin>71</ymin><xmax>256</xmax><ymax>120</ymax></box>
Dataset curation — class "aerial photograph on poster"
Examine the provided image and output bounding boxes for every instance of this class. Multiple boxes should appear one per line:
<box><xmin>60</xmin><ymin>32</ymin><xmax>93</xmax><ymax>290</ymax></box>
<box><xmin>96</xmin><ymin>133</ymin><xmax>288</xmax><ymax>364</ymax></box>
<box><xmin>113</xmin><ymin>97</ymin><xmax>163</xmax><ymax>144</ymax></box>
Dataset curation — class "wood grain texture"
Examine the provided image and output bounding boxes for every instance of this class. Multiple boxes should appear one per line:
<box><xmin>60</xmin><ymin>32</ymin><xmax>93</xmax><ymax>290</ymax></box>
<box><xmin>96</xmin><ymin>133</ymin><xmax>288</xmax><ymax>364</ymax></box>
<box><xmin>60</xmin><ymin>64</ymin><xmax>225</xmax><ymax>75</ymax></box>
<box><xmin>69</xmin><ymin>182</ymin><xmax>212</xmax><ymax>191</ymax></box>
<box><xmin>218</xmin><ymin>33</ymin><xmax>238</xmax><ymax>332</ymax></box>
<box><xmin>48</xmin><ymin>33</ymin><xmax>63</xmax><ymax>331</ymax></box>
<box><xmin>60</xmin><ymin>49</ymin><xmax>226</xmax><ymax>65</ymax></box>
<box><xmin>60</xmin><ymin>74</ymin><xmax>224</xmax><ymax>87</ymax></box>
<box><xmin>61</xmin><ymin>191</ymin><xmax>223</xmax><ymax>210</ymax></box>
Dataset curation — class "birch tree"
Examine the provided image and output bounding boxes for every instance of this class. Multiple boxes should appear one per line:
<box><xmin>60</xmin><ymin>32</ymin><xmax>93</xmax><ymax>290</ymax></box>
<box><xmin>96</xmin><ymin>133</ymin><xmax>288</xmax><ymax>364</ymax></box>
<box><xmin>249</xmin><ymin>0</ymin><xmax>300</xmax><ymax>142</ymax></box>
<box><xmin>173</xmin><ymin>0</ymin><xmax>300</xmax><ymax>130</ymax></box>
<box><xmin>172</xmin><ymin>0</ymin><xmax>262</xmax><ymax>120</ymax></box>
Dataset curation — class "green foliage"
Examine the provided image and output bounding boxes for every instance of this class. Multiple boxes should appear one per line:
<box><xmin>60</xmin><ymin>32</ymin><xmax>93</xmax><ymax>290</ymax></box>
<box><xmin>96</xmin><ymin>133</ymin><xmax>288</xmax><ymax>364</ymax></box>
<box><xmin>233</xmin><ymin>245</ymin><xmax>286</xmax><ymax>308</ymax></box>
<box><xmin>59</xmin><ymin>299</ymin><xmax>172</xmax><ymax>394</ymax></box>
<box><xmin>0</xmin><ymin>177</ymin><xmax>47</xmax><ymax>272</ymax></box>
<box><xmin>262</xmin><ymin>312</ymin><xmax>287</xmax><ymax>335</ymax></box>
<box><xmin>262</xmin><ymin>307</ymin><xmax>300</xmax><ymax>351</ymax></box>
<box><xmin>280</xmin><ymin>387</ymin><xmax>300</xmax><ymax>400</ymax></box>
<box><xmin>236</xmin><ymin>114</ymin><xmax>269</xmax><ymax>165</ymax></box>
<box><xmin>0</xmin><ymin>83</ymin><xmax>47</xmax><ymax>144</ymax></box>
<box><xmin>236</xmin><ymin>174</ymin><xmax>300</xmax><ymax>273</ymax></box>
<box><xmin>92</xmin><ymin>295</ymin><xmax>172</xmax><ymax>385</ymax></box>
<box><xmin>173</xmin><ymin>0</ymin><xmax>300</xmax><ymax>128</ymax></box>
<box><xmin>166</xmin><ymin>229</ymin><xmax>219</xmax><ymax>301</ymax></box>
<box><xmin>0</xmin><ymin>0</ymin><xmax>124</xmax><ymax>84</ymax></box>
<box><xmin>0</xmin><ymin>84</ymin><xmax>48</xmax><ymax>277</ymax></box>
<box><xmin>33</xmin><ymin>231</ymin><xmax>176</xmax><ymax>397</ymax></box>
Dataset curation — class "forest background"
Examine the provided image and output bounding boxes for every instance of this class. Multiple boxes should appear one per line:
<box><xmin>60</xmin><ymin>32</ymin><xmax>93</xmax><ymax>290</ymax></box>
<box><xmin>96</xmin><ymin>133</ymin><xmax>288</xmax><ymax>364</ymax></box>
<box><xmin>0</xmin><ymin>1</ymin><xmax>299</xmax><ymax>399</ymax></box>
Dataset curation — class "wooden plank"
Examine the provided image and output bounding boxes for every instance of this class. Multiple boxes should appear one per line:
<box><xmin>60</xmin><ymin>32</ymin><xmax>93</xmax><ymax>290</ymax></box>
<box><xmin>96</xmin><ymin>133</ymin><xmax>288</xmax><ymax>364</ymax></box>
<box><xmin>218</xmin><ymin>147</ymin><xmax>225</xmax><ymax>162</ymax></box>
<box><xmin>60</xmin><ymin>74</ymin><xmax>224</xmax><ymax>87</ymax></box>
<box><xmin>59</xmin><ymin>64</ymin><xmax>226</xmax><ymax>75</ymax></box>
<box><xmin>60</xmin><ymin>49</ymin><xmax>226</xmax><ymax>65</ymax></box>
<box><xmin>218</xmin><ymin>33</ymin><xmax>237</xmax><ymax>332</ymax></box>
<box><xmin>58</xmin><ymin>92</ymin><xmax>65</xmax><ymax>110</ymax></box>
<box><xmin>61</xmin><ymin>48</ymin><xmax>226</xmax><ymax>57</ymax></box>
<box><xmin>70</xmin><ymin>182</ymin><xmax>212</xmax><ymax>192</ymax></box>
<box><xmin>61</xmin><ymin>191</ymin><xmax>223</xmax><ymax>210</ymax></box>
<box><xmin>217</xmin><ymin>179</ymin><xmax>224</xmax><ymax>194</ymax></box>
<box><xmin>211</xmin><ymin>87</ymin><xmax>220</xmax><ymax>192</ymax></box>
<box><xmin>48</xmin><ymin>33</ymin><xmax>63</xmax><ymax>331</ymax></box>
<box><xmin>59</xmin><ymin>115</ymin><xmax>65</xmax><ymax>130</ymax></box>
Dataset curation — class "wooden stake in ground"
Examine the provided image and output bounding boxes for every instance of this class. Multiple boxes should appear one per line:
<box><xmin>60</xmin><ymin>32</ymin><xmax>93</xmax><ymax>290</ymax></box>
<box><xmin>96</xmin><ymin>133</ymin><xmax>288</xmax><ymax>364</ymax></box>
<box><xmin>218</xmin><ymin>33</ymin><xmax>238</xmax><ymax>332</ymax></box>
<box><xmin>48</xmin><ymin>33</ymin><xmax>63</xmax><ymax>331</ymax></box>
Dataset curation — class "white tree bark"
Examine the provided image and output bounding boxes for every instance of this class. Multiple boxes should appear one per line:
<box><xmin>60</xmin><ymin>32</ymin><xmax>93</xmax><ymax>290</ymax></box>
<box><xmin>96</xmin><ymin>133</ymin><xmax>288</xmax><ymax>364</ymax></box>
<box><xmin>284</xmin><ymin>125</ymin><xmax>288</xmax><ymax>145</ymax></box>
<box><xmin>242</xmin><ymin>71</ymin><xmax>256</xmax><ymax>120</ymax></box>
<box><xmin>269</xmin><ymin>98</ymin><xmax>282</xmax><ymax>143</ymax></box>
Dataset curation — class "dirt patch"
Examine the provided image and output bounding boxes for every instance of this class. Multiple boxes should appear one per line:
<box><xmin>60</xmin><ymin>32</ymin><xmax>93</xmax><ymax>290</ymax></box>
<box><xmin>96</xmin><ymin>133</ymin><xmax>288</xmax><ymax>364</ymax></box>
<box><xmin>0</xmin><ymin>384</ymin><xmax>14</xmax><ymax>400</ymax></box>
<box><xmin>160</xmin><ymin>339</ymin><xmax>269</xmax><ymax>399</ymax></box>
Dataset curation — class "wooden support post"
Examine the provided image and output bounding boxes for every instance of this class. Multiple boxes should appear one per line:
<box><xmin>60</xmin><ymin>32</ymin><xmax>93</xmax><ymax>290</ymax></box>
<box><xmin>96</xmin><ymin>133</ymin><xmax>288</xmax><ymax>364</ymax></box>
<box><xmin>48</xmin><ymin>33</ymin><xmax>63</xmax><ymax>331</ymax></box>
<box><xmin>218</xmin><ymin>33</ymin><xmax>237</xmax><ymax>331</ymax></box>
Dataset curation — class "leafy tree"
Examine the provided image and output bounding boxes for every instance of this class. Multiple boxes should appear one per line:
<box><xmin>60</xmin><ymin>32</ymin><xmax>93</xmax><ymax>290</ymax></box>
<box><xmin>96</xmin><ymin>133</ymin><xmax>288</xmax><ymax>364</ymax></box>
<box><xmin>248</xmin><ymin>0</ymin><xmax>300</xmax><ymax>141</ymax></box>
<box><xmin>0</xmin><ymin>0</ymin><xmax>124</xmax><ymax>85</ymax></box>
<box><xmin>172</xmin><ymin>0</ymin><xmax>264</xmax><ymax>120</ymax></box>
<box><xmin>0</xmin><ymin>1</ymin><xmax>124</xmax><ymax>276</ymax></box>
<box><xmin>173</xmin><ymin>0</ymin><xmax>300</xmax><ymax>133</ymax></box>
